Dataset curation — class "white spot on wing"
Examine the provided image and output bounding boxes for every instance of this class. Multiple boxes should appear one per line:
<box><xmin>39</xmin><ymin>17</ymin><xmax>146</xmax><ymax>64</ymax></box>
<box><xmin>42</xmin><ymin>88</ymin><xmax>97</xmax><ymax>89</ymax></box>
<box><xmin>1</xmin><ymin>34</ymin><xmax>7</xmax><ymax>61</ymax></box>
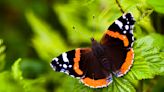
<box><xmin>123</xmin><ymin>30</ymin><xmax>127</xmax><ymax>34</ymax></box>
<box><xmin>62</xmin><ymin>53</ymin><xmax>69</xmax><ymax>62</ymax></box>
<box><xmin>50</xmin><ymin>63</ymin><xmax>56</xmax><ymax>71</ymax></box>
<box><xmin>125</xmin><ymin>25</ymin><xmax>129</xmax><ymax>30</ymax></box>
<box><xmin>60</xmin><ymin>69</ymin><xmax>65</xmax><ymax>72</ymax></box>
<box><xmin>63</xmin><ymin>64</ymin><xmax>67</xmax><ymax>68</ymax></box>
<box><xmin>130</xmin><ymin>25</ymin><xmax>134</xmax><ymax>29</ymax></box>
<box><xmin>59</xmin><ymin>64</ymin><xmax>62</xmax><ymax>67</ymax></box>
<box><xmin>122</xmin><ymin>14</ymin><xmax>126</xmax><ymax>19</ymax></box>
<box><xmin>65</xmin><ymin>70</ymin><xmax>69</xmax><ymax>75</ymax></box>
<box><xmin>131</xmin><ymin>42</ymin><xmax>134</xmax><ymax>47</ymax></box>
<box><xmin>115</xmin><ymin>20</ymin><xmax>123</xmax><ymax>29</ymax></box>
<box><xmin>70</xmin><ymin>75</ymin><xmax>75</xmax><ymax>78</ymax></box>
<box><xmin>52</xmin><ymin>58</ymin><xmax>58</xmax><ymax>61</ymax></box>
<box><xmin>68</xmin><ymin>65</ymin><xmax>72</xmax><ymax>68</ymax></box>
<box><xmin>130</xmin><ymin>30</ymin><xmax>133</xmax><ymax>34</ymax></box>
<box><xmin>132</xmin><ymin>36</ymin><xmax>134</xmax><ymax>41</ymax></box>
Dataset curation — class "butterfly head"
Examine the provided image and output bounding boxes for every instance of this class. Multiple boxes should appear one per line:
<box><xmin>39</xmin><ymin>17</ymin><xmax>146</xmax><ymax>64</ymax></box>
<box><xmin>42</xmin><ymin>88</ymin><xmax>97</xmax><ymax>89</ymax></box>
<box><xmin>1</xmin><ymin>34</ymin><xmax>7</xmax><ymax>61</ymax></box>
<box><xmin>91</xmin><ymin>37</ymin><xmax>95</xmax><ymax>41</ymax></box>
<box><xmin>91</xmin><ymin>37</ymin><xmax>98</xmax><ymax>46</ymax></box>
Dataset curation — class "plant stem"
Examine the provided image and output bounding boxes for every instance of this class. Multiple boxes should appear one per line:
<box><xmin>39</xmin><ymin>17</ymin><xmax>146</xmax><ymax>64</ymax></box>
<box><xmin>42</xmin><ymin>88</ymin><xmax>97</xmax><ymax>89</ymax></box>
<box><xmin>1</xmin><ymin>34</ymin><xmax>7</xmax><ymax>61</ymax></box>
<box><xmin>138</xmin><ymin>80</ymin><xmax>143</xmax><ymax>92</ymax></box>
<box><xmin>115</xmin><ymin>0</ymin><xmax>124</xmax><ymax>13</ymax></box>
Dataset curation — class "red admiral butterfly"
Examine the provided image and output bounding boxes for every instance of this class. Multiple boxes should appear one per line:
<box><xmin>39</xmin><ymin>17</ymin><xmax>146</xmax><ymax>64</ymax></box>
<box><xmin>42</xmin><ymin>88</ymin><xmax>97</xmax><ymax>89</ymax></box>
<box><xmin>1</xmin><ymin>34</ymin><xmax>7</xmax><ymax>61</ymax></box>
<box><xmin>50</xmin><ymin>13</ymin><xmax>135</xmax><ymax>88</ymax></box>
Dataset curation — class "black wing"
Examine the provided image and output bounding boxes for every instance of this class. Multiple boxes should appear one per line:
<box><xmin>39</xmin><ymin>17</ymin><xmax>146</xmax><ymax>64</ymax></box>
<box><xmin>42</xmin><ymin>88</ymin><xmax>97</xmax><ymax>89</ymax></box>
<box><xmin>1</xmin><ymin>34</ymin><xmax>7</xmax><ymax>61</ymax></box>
<box><xmin>51</xmin><ymin>48</ymin><xmax>113</xmax><ymax>88</ymax></box>
<box><xmin>100</xmin><ymin>13</ymin><xmax>135</xmax><ymax>77</ymax></box>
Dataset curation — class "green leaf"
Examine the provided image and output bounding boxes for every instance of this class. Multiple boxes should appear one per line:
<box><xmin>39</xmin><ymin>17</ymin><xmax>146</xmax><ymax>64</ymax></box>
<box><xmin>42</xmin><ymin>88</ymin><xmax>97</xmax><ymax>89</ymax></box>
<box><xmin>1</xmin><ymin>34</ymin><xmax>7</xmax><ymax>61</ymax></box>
<box><xmin>135</xmin><ymin>33</ymin><xmax>164</xmax><ymax>75</ymax></box>
<box><xmin>147</xmin><ymin>0</ymin><xmax>164</xmax><ymax>14</ymax></box>
<box><xmin>0</xmin><ymin>71</ymin><xmax>24</xmax><ymax>92</ymax></box>
<box><xmin>53</xmin><ymin>4</ymin><xmax>101</xmax><ymax>44</ymax></box>
<box><xmin>127</xmin><ymin>61</ymin><xmax>153</xmax><ymax>79</ymax></box>
<box><xmin>25</xmin><ymin>10</ymin><xmax>67</xmax><ymax>60</ymax></box>
<box><xmin>112</xmin><ymin>33</ymin><xmax>164</xmax><ymax>92</ymax></box>
<box><xmin>21</xmin><ymin>77</ymin><xmax>47</xmax><ymax>92</ymax></box>
<box><xmin>149</xmin><ymin>33</ymin><xmax>164</xmax><ymax>48</ymax></box>
<box><xmin>12</xmin><ymin>58</ymin><xmax>47</xmax><ymax>92</ymax></box>
<box><xmin>126</xmin><ymin>33</ymin><xmax>164</xmax><ymax>81</ymax></box>
<box><xmin>12</xmin><ymin>58</ymin><xmax>23</xmax><ymax>81</ymax></box>
<box><xmin>108</xmin><ymin>77</ymin><xmax>136</xmax><ymax>92</ymax></box>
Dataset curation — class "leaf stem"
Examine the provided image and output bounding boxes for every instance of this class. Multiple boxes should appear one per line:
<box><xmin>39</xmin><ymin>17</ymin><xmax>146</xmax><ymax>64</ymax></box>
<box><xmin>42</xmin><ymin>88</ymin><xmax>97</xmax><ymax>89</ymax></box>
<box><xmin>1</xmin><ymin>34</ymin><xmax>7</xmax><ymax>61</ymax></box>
<box><xmin>138</xmin><ymin>80</ymin><xmax>143</xmax><ymax>92</ymax></box>
<box><xmin>115</xmin><ymin>0</ymin><xmax>124</xmax><ymax>13</ymax></box>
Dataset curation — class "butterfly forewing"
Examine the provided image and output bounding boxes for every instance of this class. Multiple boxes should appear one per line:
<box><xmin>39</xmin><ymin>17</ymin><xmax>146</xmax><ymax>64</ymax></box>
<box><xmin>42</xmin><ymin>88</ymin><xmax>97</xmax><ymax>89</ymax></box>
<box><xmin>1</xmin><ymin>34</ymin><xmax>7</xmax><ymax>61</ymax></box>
<box><xmin>100</xmin><ymin>13</ymin><xmax>135</xmax><ymax>77</ymax></box>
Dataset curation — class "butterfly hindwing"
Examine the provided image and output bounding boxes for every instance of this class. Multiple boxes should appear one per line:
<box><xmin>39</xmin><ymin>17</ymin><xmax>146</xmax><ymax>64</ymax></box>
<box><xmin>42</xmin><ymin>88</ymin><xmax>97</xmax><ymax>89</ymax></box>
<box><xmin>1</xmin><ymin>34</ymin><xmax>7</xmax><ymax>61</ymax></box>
<box><xmin>79</xmin><ymin>48</ymin><xmax>113</xmax><ymax>88</ymax></box>
<box><xmin>51</xmin><ymin>48</ymin><xmax>113</xmax><ymax>88</ymax></box>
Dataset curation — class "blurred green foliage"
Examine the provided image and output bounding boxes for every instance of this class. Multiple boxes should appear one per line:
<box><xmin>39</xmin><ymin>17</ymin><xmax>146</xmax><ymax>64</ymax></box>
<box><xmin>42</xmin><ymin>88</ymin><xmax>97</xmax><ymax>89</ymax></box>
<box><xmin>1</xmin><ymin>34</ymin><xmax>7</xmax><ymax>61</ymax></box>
<box><xmin>0</xmin><ymin>0</ymin><xmax>164</xmax><ymax>92</ymax></box>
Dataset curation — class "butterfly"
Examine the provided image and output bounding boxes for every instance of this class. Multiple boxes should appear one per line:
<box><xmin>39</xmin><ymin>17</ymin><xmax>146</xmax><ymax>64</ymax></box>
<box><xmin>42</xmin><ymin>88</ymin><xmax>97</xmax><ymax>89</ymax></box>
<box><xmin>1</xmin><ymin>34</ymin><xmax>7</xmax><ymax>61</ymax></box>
<box><xmin>50</xmin><ymin>12</ymin><xmax>135</xmax><ymax>88</ymax></box>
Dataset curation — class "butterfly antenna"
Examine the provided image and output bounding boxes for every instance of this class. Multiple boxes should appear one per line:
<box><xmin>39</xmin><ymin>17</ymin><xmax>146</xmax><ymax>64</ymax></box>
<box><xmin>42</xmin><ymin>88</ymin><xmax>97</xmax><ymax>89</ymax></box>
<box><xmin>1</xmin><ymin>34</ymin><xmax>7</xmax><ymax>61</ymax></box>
<box><xmin>115</xmin><ymin>0</ymin><xmax>124</xmax><ymax>14</ymax></box>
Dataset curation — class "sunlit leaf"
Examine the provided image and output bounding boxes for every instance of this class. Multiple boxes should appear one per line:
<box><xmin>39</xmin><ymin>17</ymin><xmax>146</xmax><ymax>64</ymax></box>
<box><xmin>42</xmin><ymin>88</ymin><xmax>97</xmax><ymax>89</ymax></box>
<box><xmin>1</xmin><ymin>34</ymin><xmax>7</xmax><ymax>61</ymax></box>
<box><xmin>22</xmin><ymin>77</ymin><xmax>47</xmax><ymax>92</ymax></box>
<box><xmin>26</xmin><ymin>10</ymin><xmax>67</xmax><ymax>60</ymax></box>
<box><xmin>134</xmin><ymin>33</ymin><xmax>164</xmax><ymax>75</ymax></box>
<box><xmin>12</xmin><ymin>58</ymin><xmax>23</xmax><ymax>81</ymax></box>
<box><xmin>53</xmin><ymin>4</ymin><xmax>97</xmax><ymax>44</ymax></box>
<box><xmin>12</xmin><ymin>58</ymin><xmax>47</xmax><ymax>92</ymax></box>
<box><xmin>0</xmin><ymin>39</ymin><xmax>5</xmax><ymax>71</ymax></box>
<box><xmin>108</xmin><ymin>77</ymin><xmax>136</xmax><ymax>92</ymax></box>
<box><xmin>0</xmin><ymin>71</ymin><xmax>24</xmax><ymax>92</ymax></box>
<box><xmin>127</xmin><ymin>61</ymin><xmax>153</xmax><ymax>79</ymax></box>
<box><xmin>124</xmin><ymin>33</ymin><xmax>164</xmax><ymax>81</ymax></box>
<box><xmin>147</xmin><ymin>0</ymin><xmax>164</xmax><ymax>14</ymax></box>
<box><xmin>137</xmin><ymin>16</ymin><xmax>155</xmax><ymax>33</ymax></box>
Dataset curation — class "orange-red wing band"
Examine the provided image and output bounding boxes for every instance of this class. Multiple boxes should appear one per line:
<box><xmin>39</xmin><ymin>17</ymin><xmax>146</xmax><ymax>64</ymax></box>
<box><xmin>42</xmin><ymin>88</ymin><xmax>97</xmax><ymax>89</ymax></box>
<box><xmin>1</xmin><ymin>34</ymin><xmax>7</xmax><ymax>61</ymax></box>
<box><xmin>106</xmin><ymin>30</ymin><xmax>129</xmax><ymax>47</ymax></box>
<box><xmin>73</xmin><ymin>48</ymin><xmax>83</xmax><ymax>75</ymax></box>
<box><xmin>120</xmin><ymin>48</ymin><xmax>134</xmax><ymax>74</ymax></box>
<box><xmin>81</xmin><ymin>77</ymin><xmax>111</xmax><ymax>88</ymax></box>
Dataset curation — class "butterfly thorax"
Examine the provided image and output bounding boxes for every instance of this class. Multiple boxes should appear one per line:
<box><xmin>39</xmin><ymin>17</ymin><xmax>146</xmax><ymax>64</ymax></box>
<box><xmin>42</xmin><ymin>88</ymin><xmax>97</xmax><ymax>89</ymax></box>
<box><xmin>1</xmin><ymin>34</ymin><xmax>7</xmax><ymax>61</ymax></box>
<box><xmin>91</xmin><ymin>38</ymin><xmax>104</xmax><ymax>57</ymax></box>
<box><xmin>91</xmin><ymin>38</ymin><xmax>112</xmax><ymax>71</ymax></box>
